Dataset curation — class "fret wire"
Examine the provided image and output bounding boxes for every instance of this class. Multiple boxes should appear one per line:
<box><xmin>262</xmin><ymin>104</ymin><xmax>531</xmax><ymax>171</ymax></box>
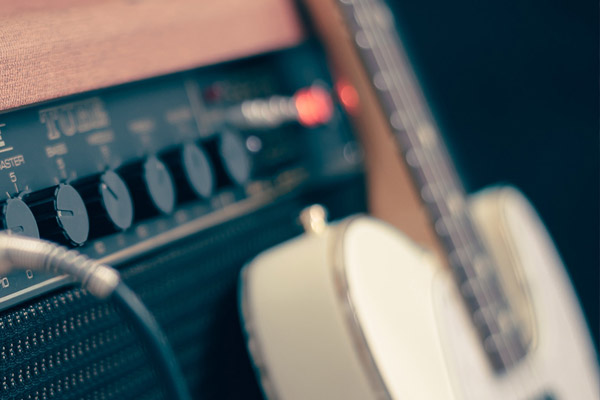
<box><xmin>351</xmin><ymin>3</ymin><xmax>487</xmax><ymax>284</ymax></box>
<box><xmin>347</xmin><ymin>1</ymin><xmax>503</xmax><ymax>330</ymax></box>
<box><xmin>349</xmin><ymin>5</ymin><xmax>494</xmax><ymax>309</ymax></box>
<box><xmin>359</xmin><ymin>9</ymin><xmax>488</xmax><ymax>277</ymax></box>
<box><xmin>350</xmin><ymin>1</ymin><xmax>477</xmax><ymax>262</ymax></box>
<box><xmin>358</xmin><ymin>3</ymin><xmax>465</xmax><ymax>208</ymax></box>
<box><xmin>352</xmin><ymin>1</ymin><xmax>484</xmax><ymax>266</ymax></box>
<box><xmin>351</xmin><ymin>1</ymin><xmax>485</xmax><ymax>273</ymax></box>
<box><xmin>346</xmin><ymin>0</ymin><xmax>525</xmax><ymax>369</ymax></box>
<box><xmin>354</xmin><ymin>0</ymin><xmax>499</xmax><ymax>281</ymax></box>
<box><xmin>354</xmin><ymin>0</ymin><xmax>466</xmax><ymax>198</ymax></box>
<box><xmin>352</xmin><ymin>1</ymin><xmax>465</xmax><ymax>209</ymax></box>
<box><xmin>375</xmin><ymin>17</ymin><xmax>471</xmax><ymax>230</ymax></box>
<box><xmin>360</xmin><ymin>0</ymin><xmax>522</xmax><ymax>363</ymax></box>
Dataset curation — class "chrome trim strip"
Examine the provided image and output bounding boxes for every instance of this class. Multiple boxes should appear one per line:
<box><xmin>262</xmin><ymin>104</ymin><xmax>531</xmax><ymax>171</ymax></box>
<box><xmin>0</xmin><ymin>275</ymin><xmax>69</xmax><ymax>311</ymax></box>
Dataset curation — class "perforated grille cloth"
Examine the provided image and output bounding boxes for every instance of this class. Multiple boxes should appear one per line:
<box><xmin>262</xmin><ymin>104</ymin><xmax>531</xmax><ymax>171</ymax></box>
<box><xmin>0</xmin><ymin>180</ymin><xmax>366</xmax><ymax>400</ymax></box>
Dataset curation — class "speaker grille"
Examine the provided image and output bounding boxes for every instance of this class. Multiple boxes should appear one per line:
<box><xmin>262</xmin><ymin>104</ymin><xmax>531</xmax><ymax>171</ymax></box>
<box><xmin>1</xmin><ymin>200</ymin><xmax>301</xmax><ymax>400</ymax></box>
<box><xmin>0</xmin><ymin>179</ymin><xmax>366</xmax><ymax>400</ymax></box>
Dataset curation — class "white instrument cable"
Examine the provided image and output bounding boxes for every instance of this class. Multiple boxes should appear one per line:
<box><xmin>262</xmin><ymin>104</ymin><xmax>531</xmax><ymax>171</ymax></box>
<box><xmin>0</xmin><ymin>233</ymin><xmax>192</xmax><ymax>400</ymax></box>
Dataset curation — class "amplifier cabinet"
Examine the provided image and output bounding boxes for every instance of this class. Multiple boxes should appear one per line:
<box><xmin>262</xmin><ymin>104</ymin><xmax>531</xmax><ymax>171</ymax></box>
<box><xmin>0</xmin><ymin>43</ymin><xmax>367</xmax><ymax>399</ymax></box>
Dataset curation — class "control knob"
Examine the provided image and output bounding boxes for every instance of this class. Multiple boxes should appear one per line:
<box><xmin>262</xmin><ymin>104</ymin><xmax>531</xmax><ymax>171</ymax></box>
<box><xmin>74</xmin><ymin>170</ymin><xmax>134</xmax><ymax>237</ymax></box>
<box><xmin>25</xmin><ymin>184</ymin><xmax>90</xmax><ymax>246</ymax></box>
<box><xmin>0</xmin><ymin>198</ymin><xmax>40</xmax><ymax>238</ymax></box>
<box><xmin>204</xmin><ymin>129</ymin><xmax>301</xmax><ymax>188</ymax></box>
<box><xmin>204</xmin><ymin>130</ymin><xmax>251</xmax><ymax>188</ymax></box>
<box><xmin>161</xmin><ymin>143</ymin><xmax>215</xmax><ymax>202</ymax></box>
<box><xmin>120</xmin><ymin>156</ymin><xmax>176</xmax><ymax>219</ymax></box>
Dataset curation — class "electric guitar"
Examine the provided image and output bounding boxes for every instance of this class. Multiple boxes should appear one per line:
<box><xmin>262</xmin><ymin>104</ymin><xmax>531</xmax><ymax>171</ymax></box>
<box><xmin>238</xmin><ymin>0</ymin><xmax>600</xmax><ymax>398</ymax></box>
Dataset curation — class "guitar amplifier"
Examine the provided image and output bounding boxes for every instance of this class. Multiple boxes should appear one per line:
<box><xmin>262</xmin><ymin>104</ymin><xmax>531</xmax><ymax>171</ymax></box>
<box><xmin>0</xmin><ymin>2</ymin><xmax>367</xmax><ymax>398</ymax></box>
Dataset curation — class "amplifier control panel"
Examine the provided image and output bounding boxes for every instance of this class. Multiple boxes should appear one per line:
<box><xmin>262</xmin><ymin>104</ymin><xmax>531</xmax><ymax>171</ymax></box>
<box><xmin>0</xmin><ymin>44</ymin><xmax>361</xmax><ymax>309</ymax></box>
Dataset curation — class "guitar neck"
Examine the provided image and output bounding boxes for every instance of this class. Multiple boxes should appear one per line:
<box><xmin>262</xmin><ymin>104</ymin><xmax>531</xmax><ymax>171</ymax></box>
<box><xmin>334</xmin><ymin>0</ymin><xmax>527</xmax><ymax>371</ymax></box>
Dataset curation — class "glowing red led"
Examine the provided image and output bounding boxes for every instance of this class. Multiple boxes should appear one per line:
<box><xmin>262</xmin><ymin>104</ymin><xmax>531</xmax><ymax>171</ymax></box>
<box><xmin>335</xmin><ymin>80</ymin><xmax>359</xmax><ymax>115</ymax></box>
<box><xmin>294</xmin><ymin>85</ymin><xmax>334</xmax><ymax>127</ymax></box>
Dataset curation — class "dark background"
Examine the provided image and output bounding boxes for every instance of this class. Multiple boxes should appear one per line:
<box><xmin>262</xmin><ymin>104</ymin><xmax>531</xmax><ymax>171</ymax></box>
<box><xmin>386</xmin><ymin>0</ymin><xmax>598</xmax><ymax>347</ymax></box>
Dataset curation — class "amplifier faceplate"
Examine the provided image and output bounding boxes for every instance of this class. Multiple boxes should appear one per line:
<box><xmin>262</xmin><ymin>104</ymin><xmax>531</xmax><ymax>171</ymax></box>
<box><xmin>0</xmin><ymin>0</ymin><xmax>304</xmax><ymax>111</ymax></box>
<box><xmin>0</xmin><ymin>44</ymin><xmax>362</xmax><ymax>311</ymax></box>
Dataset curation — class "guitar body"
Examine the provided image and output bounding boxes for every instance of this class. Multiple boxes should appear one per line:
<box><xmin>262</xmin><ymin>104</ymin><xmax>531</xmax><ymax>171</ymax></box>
<box><xmin>240</xmin><ymin>1</ymin><xmax>597</xmax><ymax>397</ymax></box>
<box><xmin>437</xmin><ymin>187</ymin><xmax>599</xmax><ymax>399</ymax></box>
<box><xmin>239</xmin><ymin>187</ymin><xmax>599</xmax><ymax>399</ymax></box>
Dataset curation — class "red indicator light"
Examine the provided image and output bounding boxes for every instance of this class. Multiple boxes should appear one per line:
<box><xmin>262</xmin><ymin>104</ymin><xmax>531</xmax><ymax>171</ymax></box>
<box><xmin>335</xmin><ymin>80</ymin><xmax>359</xmax><ymax>115</ymax></box>
<box><xmin>294</xmin><ymin>85</ymin><xmax>334</xmax><ymax>127</ymax></box>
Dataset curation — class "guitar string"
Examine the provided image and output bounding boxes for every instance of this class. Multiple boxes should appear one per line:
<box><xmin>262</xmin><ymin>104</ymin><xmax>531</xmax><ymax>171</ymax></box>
<box><xmin>345</xmin><ymin>0</ymin><xmax>536</xmax><ymax>392</ymax></box>
<box><xmin>352</xmin><ymin>0</ymin><xmax>528</xmax><ymax>378</ymax></box>
<box><xmin>346</xmin><ymin>0</ymin><xmax>536</xmax><ymax>396</ymax></box>
<box><xmin>346</xmin><ymin>2</ymin><xmax>534</xmax><ymax>397</ymax></box>
<box><xmin>348</xmin><ymin>0</ymin><xmax>509</xmax><ymax>348</ymax></box>
<box><xmin>350</xmin><ymin>0</ymin><xmax>488</xmax><ymax>273</ymax></box>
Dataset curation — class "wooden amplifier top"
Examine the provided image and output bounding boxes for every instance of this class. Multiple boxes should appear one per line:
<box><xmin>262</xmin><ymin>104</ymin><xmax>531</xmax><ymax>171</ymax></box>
<box><xmin>0</xmin><ymin>0</ymin><xmax>305</xmax><ymax>112</ymax></box>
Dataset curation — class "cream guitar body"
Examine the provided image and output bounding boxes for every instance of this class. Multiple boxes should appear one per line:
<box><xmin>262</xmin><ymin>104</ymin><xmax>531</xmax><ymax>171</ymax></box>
<box><xmin>239</xmin><ymin>187</ymin><xmax>599</xmax><ymax>399</ymax></box>
<box><xmin>241</xmin><ymin>0</ymin><xmax>598</xmax><ymax>397</ymax></box>
<box><xmin>440</xmin><ymin>187</ymin><xmax>599</xmax><ymax>400</ymax></box>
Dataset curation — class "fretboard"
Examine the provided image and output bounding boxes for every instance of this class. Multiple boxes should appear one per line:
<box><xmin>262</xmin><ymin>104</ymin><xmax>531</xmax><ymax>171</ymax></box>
<box><xmin>337</xmin><ymin>0</ymin><xmax>527</xmax><ymax>371</ymax></box>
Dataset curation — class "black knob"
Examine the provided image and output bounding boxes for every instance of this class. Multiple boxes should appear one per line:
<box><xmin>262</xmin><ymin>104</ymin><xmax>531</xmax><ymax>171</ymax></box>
<box><xmin>204</xmin><ymin>129</ymin><xmax>301</xmax><ymax>188</ymax></box>
<box><xmin>161</xmin><ymin>143</ymin><xmax>215</xmax><ymax>202</ymax></box>
<box><xmin>1</xmin><ymin>198</ymin><xmax>40</xmax><ymax>238</ymax></box>
<box><xmin>74</xmin><ymin>170</ymin><xmax>134</xmax><ymax>237</ymax></box>
<box><xmin>220</xmin><ymin>130</ymin><xmax>252</xmax><ymax>186</ymax></box>
<box><xmin>25</xmin><ymin>184</ymin><xmax>89</xmax><ymax>246</ymax></box>
<box><xmin>120</xmin><ymin>156</ymin><xmax>176</xmax><ymax>219</ymax></box>
<box><xmin>204</xmin><ymin>130</ymin><xmax>252</xmax><ymax>188</ymax></box>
